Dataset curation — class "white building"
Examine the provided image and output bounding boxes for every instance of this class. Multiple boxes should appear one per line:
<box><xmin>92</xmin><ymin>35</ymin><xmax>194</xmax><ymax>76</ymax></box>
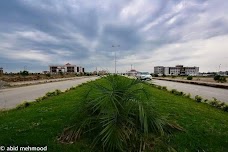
<box><xmin>154</xmin><ymin>66</ymin><xmax>164</xmax><ymax>75</ymax></box>
<box><xmin>185</xmin><ymin>67</ymin><xmax>199</xmax><ymax>76</ymax></box>
<box><xmin>164</xmin><ymin>67</ymin><xmax>170</xmax><ymax>75</ymax></box>
<box><xmin>154</xmin><ymin>65</ymin><xmax>199</xmax><ymax>76</ymax></box>
<box><xmin>169</xmin><ymin>67</ymin><xmax>181</xmax><ymax>75</ymax></box>
<box><xmin>49</xmin><ymin>63</ymin><xmax>85</xmax><ymax>74</ymax></box>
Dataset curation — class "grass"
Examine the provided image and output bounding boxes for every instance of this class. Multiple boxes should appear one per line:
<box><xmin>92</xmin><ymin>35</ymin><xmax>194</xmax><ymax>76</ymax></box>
<box><xmin>0</xmin><ymin>77</ymin><xmax>228</xmax><ymax>152</ymax></box>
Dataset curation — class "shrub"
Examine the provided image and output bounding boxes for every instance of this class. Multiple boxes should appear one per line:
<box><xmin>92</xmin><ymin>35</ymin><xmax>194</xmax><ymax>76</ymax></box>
<box><xmin>59</xmin><ymin>75</ymin><xmax>183</xmax><ymax>151</ymax></box>
<box><xmin>204</xmin><ymin>99</ymin><xmax>208</xmax><ymax>103</ymax></box>
<box><xmin>214</xmin><ymin>75</ymin><xmax>220</xmax><ymax>81</ymax></box>
<box><xmin>171</xmin><ymin>75</ymin><xmax>176</xmax><ymax>78</ymax></box>
<box><xmin>154</xmin><ymin>74</ymin><xmax>158</xmax><ymax>77</ymax></box>
<box><xmin>45</xmin><ymin>89</ymin><xmax>62</xmax><ymax>97</ymax></box>
<box><xmin>214</xmin><ymin>75</ymin><xmax>227</xmax><ymax>83</ymax></box>
<box><xmin>157</xmin><ymin>86</ymin><xmax>162</xmax><ymax>89</ymax></box>
<box><xmin>195</xmin><ymin>95</ymin><xmax>202</xmax><ymax>102</ymax></box>
<box><xmin>16</xmin><ymin>101</ymin><xmax>30</xmax><ymax>109</ymax></box>
<box><xmin>185</xmin><ymin>93</ymin><xmax>191</xmax><ymax>98</ymax></box>
<box><xmin>187</xmin><ymin>76</ymin><xmax>193</xmax><ymax>80</ymax></box>
<box><xmin>170</xmin><ymin>89</ymin><xmax>183</xmax><ymax>96</ymax></box>
<box><xmin>208</xmin><ymin>98</ymin><xmax>223</xmax><ymax>108</ymax></box>
<box><xmin>222</xmin><ymin>105</ymin><xmax>228</xmax><ymax>112</ymax></box>
<box><xmin>46</xmin><ymin>73</ymin><xmax>51</xmax><ymax>77</ymax></box>
<box><xmin>162</xmin><ymin>86</ymin><xmax>167</xmax><ymax>90</ymax></box>
<box><xmin>46</xmin><ymin>91</ymin><xmax>56</xmax><ymax>97</ymax></box>
<box><xmin>35</xmin><ymin>97</ymin><xmax>43</xmax><ymax>102</ymax></box>
<box><xmin>170</xmin><ymin>89</ymin><xmax>178</xmax><ymax>94</ymax></box>
<box><xmin>55</xmin><ymin>89</ymin><xmax>62</xmax><ymax>95</ymax></box>
<box><xmin>69</xmin><ymin>86</ymin><xmax>76</xmax><ymax>90</ymax></box>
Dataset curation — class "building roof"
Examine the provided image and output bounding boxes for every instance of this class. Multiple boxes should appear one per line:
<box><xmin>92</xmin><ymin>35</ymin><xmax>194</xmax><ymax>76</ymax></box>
<box><xmin>49</xmin><ymin>63</ymin><xmax>76</xmax><ymax>67</ymax></box>
<box><xmin>128</xmin><ymin>69</ymin><xmax>138</xmax><ymax>73</ymax></box>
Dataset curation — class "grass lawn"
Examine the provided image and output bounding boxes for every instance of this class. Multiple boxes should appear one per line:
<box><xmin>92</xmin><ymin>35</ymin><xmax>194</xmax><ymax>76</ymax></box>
<box><xmin>0</xmin><ymin>77</ymin><xmax>228</xmax><ymax>152</ymax></box>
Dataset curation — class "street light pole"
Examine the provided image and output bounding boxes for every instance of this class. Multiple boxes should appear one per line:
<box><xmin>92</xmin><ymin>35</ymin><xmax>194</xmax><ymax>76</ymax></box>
<box><xmin>112</xmin><ymin>45</ymin><xmax>120</xmax><ymax>74</ymax></box>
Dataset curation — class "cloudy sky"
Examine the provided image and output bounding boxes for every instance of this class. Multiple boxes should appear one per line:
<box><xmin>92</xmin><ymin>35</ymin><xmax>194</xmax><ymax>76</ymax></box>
<box><xmin>0</xmin><ymin>0</ymin><xmax>228</xmax><ymax>73</ymax></box>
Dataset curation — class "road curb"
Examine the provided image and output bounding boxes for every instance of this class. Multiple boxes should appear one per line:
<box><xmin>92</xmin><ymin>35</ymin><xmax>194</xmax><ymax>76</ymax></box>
<box><xmin>153</xmin><ymin>77</ymin><xmax>228</xmax><ymax>89</ymax></box>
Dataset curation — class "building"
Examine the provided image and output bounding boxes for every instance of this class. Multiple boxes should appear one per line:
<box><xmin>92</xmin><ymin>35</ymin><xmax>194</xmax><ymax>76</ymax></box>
<box><xmin>49</xmin><ymin>63</ymin><xmax>85</xmax><ymax>74</ymax></box>
<box><xmin>154</xmin><ymin>66</ymin><xmax>164</xmax><ymax>75</ymax></box>
<box><xmin>127</xmin><ymin>69</ymin><xmax>138</xmax><ymax>77</ymax></box>
<box><xmin>0</xmin><ymin>67</ymin><xmax>3</xmax><ymax>75</ymax></box>
<box><xmin>154</xmin><ymin>65</ymin><xmax>199</xmax><ymax>76</ymax></box>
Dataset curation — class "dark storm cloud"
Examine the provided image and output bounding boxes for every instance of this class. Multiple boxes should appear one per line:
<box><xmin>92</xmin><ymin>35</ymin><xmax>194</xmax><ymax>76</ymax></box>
<box><xmin>0</xmin><ymin>0</ymin><xmax>227</xmax><ymax>72</ymax></box>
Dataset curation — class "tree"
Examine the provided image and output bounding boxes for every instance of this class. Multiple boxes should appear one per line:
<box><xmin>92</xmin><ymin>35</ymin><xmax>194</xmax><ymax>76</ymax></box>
<box><xmin>20</xmin><ymin>70</ymin><xmax>29</xmax><ymax>76</ymax></box>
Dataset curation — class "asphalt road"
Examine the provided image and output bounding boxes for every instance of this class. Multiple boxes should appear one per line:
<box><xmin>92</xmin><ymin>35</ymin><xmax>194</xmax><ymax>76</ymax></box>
<box><xmin>0</xmin><ymin>77</ymin><xmax>98</xmax><ymax>109</ymax></box>
<box><xmin>152</xmin><ymin>79</ymin><xmax>228</xmax><ymax>103</ymax></box>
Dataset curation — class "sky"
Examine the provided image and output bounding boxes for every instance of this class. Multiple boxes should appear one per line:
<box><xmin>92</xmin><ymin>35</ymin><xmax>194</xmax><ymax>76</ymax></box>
<box><xmin>0</xmin><ymin>0</ymin><xmax>228</xmax><ymax>73</ymax></box>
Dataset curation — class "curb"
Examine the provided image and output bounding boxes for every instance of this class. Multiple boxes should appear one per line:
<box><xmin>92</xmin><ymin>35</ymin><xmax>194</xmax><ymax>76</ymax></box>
<box><xmin>153</xmin><ymin>78</ymin><xmax>228</xmax><ymax>89</ymax></box>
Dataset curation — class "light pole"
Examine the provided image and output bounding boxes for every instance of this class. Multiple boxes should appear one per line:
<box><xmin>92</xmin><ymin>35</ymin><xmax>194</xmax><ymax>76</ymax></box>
<box><xmin>218</xmin><ymin>64</ymin><xmax>221</xmax><ymax>75</ymax></box>
<box><xmin>112</xmin><ymin>45</ymin><xmax>120</xmax><ymax>74</ymax></box>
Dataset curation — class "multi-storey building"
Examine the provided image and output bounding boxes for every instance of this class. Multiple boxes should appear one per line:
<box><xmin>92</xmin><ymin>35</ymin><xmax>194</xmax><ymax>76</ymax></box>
<box><xmin>154</xmin><ymin>65</ymin><xmax>199</xmax><ymax>76</ymax></box>
<box><xmin>49</xmin><ymin>63</ymin><xmax>85</xmax><ymax>74</ymax></box>
<box><xmin>154</xmin><ymin>66</ymin><xmax>164</xmax><ymax>75</ymax></box>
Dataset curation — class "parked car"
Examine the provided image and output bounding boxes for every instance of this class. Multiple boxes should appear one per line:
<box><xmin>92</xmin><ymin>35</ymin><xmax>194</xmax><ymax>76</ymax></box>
<box><xmin>136</xmin><ymin>72</ymin><xmax>152</xmax><ymax>80</ymax></box>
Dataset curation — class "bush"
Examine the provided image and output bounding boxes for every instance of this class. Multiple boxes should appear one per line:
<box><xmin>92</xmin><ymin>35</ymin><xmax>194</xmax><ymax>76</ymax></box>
<box><xmin>157</xmin><ymin>86</ymin><xmax>162</xmax><ymax>89</ymax></box>
<box><xmin>187</xmin><ymin>76</ymin><xmax>193</xmax><ymax>80</ymax></box>
<box><xmin>55</xmin><ymin>89</ymin><xmax>62</xmax><ymax>95</ymax></box>
<box><xmin>204</xmin><ymin>99</ymin><xmax>208</xmax><ymax>103</ymax></box>
<box><xmin>162</xmin><ymin>86</ymin><xmax>167</xmax><ymax>90</ymax></box>
<box><xmin>45</xmin><ymin>89</ymin><xmax>62</xmax><ymax>97</ymax></box>
<box><xmin>171</xmin><ymin>75</ymin><xmax>176</xmax><ymax>78</ymax></box>
<box><xmin>46</xmin><ymin>73</ymin><xmax>51</xmax><ymax>77</ymax></box>
<box><xmin>59</xmin><ymin>75</ymin><xmax>183</xmax><ymax>151</ymax></box>
<box><xmin>195</xmin><ymin>95</ymin><xmax>202</xmax><ymax>102</ymax></box>
<box><xmin>35</xmin><ymin>97</ymin><xmax>43</xmax><ymax>102</ymax></box>
<box><xmin>46</xmin><ymin>91</ymin><xmax>56</xmax><ymax>97</ymax></box>
<box><xmin>185</xmin><ymin>93</ymin><xmax>191</xmax><ymax>98</ymax></box>
<box><xmin>170</xmin><ymin>89</ymin><xmax>183</xmax><ymax>96</ymax></box>
<box><xmin>214</xmin><ymin>75</ymin><xmax>227</xmax><ymax>83</ymax></box>
<box><xmin>222</xmin><ymin>105</ymin><xmax>228</xmax><ymax>112</ymax></box>
<box><xmin>170</xmin><ymin>89</ymin><xmax>178</xmax><ymax>94</ymax></box>
<box><xmin>16</xmin><ymin>101</ymin><xmax>30</xmax><ymax>109</ymax></box>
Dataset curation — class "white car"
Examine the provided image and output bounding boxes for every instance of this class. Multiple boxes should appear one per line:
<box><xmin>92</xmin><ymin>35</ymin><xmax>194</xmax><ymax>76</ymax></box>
<box><xmin>136</xmin><ymin>72</ymin><xmax>152</xmax><ymax>80</ymax></box>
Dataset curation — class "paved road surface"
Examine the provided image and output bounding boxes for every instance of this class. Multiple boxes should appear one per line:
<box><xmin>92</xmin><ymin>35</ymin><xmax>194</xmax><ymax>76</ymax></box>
<box><xmin>0</xmin><ymin>77</ymin><xmax>98</xmax><ymax>109</ymax></box>
<box><xmin>152</xmin><ymin>79</ymin><xmax>228</xmax><ymax>103</ymax></box>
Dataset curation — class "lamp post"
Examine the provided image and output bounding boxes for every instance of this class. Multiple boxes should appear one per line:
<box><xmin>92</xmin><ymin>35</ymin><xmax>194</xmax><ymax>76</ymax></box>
<box><xmin>112</xmin><ymin>45</ymin><xmax>120</xmax><ymax>74</ymax></box>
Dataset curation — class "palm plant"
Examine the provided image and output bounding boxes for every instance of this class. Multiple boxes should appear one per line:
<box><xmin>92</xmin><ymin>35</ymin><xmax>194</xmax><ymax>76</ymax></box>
<box><xmin>59</xmin><ymin>75</ymin><xmax>182</xmax><ymax>151</ymax></box>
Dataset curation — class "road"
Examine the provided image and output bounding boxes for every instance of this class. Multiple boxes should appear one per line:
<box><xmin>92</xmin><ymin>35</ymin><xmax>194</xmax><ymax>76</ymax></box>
<box><xmin>0</xmin><ymin>77</ymin><xmax>98</xmax><ymax>109</ymax></box>
<box><xmin>152</xmin><ymin>79</ymin><xmax>228</xmax><ymax>103</ymax></box>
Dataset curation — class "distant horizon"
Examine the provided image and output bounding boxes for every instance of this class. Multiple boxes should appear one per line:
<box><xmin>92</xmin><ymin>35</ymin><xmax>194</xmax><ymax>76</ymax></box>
<box><xmin>1</xmin><ymin>0</ymin><xmax>228</xmax><ymax>73</ymax></box>
<box><xmin>0</xmin><ymin>64</ymin><xmax>227</xmax><ymax>73</ymax></box>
